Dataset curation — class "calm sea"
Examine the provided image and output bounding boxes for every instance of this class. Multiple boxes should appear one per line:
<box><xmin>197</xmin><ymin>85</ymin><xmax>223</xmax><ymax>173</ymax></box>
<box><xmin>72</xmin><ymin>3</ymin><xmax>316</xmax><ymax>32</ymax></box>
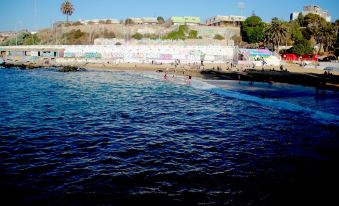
<box><xmin>0</xmin><ymin>67</ymin><xmax>338</xmax><ymax>206</ymax></box>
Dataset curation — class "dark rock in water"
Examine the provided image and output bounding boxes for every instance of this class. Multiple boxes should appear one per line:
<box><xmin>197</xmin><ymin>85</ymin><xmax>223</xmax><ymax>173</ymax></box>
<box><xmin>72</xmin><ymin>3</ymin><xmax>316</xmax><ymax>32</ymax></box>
<box><xmin>3</xmin><ymin>63</ymin><xmax>16</xmax><ymax>68</ymax></box>
<box><xmin>58</xmin><ymin>66</ymin><xmax>86</xmax><ymax>72</ymax></box>
<box><xmin>26</xmin><ymin>64</ymin><xmax>40</xmax><ymax>69</ymax></box>
<box><xmin>156</xmin><ymin>69</ymin><xmax>163</xmax><ymax>73</ymax></box>
<box><xmin>18</xmin><ymin>65</ymin><xmax>27</xmax><ymax>70</ymax></box>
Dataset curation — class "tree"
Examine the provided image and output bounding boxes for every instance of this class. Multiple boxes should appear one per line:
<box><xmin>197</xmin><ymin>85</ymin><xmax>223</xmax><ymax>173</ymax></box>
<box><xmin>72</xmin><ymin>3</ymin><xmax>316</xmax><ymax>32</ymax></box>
<box><xmin>290</xmin><ymin>38</ymin><xmax>314</xmax><ymax>56</ymax></box>
<box><xmin>304</xmin><ymin>13</ymin><xmax>325</xmax><ymax>27</ymax></box>
<box><xmin>288</xmin><ymin>21</ymin><xmax>303</xmax><ymax>42</ymax></box>
<box><xmin>60</xmin><ymin>1</ymin><xmax>74</xmax><ymax>24</ymax></box>
<box><xmin>296</xmin><ymin>13</ymin><xmax>305</xmax><ymax>27</ymax></box>
<box><xmin>241</xmin><ymin>15</ymin><xmax>266</xmax><ymax>43</ymax></box>
<box><xmin>264</xmin><ymin>18</ymin><xmax>288</xmax><ymax>53</ymax></box>
<box><xmin>304</xmin><ymin>13</ymin><xmax>326</xmax><ymax>38</ymax></box>
<box><xmin>157</xmin><ymin>16</ymin><xmax>165</xmax><ymax>24</ymax></box>
<box><xmin>125</xmin><ymin>18</ymin><xmax>133</xmax><ymax>25</ymax></box>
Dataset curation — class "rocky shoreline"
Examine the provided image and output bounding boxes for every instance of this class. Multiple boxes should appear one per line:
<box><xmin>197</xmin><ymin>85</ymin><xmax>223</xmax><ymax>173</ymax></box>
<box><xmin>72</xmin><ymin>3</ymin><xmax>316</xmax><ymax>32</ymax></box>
<box><xmin>0</xmin><ymin>61</ymin><xmax>86</xmax><ymax>72</ymax></box>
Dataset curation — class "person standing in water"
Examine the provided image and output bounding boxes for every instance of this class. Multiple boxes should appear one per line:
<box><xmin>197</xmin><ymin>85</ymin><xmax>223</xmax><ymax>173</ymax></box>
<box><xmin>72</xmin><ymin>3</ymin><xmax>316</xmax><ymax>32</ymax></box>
<box><xmin>163</xmin><ymin>71</ymin><xmax>167</xmax><ymax>80</ymax></box>
<box><xmin>186</xmin><ymin>75</ymin><xmax>192</xmax><ymax>85</ymax></box>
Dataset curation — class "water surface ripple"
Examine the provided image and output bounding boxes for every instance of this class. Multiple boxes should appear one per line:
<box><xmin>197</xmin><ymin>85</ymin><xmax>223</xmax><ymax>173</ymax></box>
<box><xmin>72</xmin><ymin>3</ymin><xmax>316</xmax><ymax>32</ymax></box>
<box><xmin>0</xmin><ymin>68</ymin><xmax>338</xmax><ymax>206</ymax></box>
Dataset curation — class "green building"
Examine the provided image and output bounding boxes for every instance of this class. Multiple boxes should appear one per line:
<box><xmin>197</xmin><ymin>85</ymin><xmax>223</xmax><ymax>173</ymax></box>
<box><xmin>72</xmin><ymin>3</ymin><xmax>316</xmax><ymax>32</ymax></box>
<box><xmin>166</xmin><ymin>16</ymin><xmax>201</xmax><ymax>26</ymax></box>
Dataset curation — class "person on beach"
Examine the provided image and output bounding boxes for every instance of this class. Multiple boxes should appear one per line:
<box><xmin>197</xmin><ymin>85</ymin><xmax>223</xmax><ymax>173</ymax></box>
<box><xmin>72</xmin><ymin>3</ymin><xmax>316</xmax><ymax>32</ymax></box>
<box><xmin>163</xmin><ymin>71</ymin><xmax>167</xmax><ymax>80</ymax></box>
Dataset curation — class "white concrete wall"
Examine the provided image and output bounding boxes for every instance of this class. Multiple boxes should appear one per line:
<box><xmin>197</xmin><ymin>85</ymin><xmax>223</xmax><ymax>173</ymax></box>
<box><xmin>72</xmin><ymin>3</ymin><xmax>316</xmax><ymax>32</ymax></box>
<box><xmin>63</xmin><ymin>45</ymin><xmax>236</xmax><ymax>64</ymax></box>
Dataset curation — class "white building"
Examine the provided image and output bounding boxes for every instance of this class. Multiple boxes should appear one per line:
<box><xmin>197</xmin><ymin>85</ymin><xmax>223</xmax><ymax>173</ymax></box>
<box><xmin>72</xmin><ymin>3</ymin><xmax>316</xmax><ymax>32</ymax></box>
<box><xmin>79</xmin><ymin>19</ymin><xmax>120</xmax><ymax>25</ymax></box>
<box><xmin>128</xmin><ymin>18</ymin><xmax>143</xmax><ymax>24</ymax></box>
<box><xmin>206</xmin><ymin>15</ymin><xmax>246</xmax><ymax>27</ymax></box>
<box><xmin>141</xmin><ymin>17</ymin><xmax>158</xmax><ymax>25</ymax></box>
<box><xmin>290</xmin><ymin>5</ymin><xmax>331</xmax><ymax>22</ymax></box>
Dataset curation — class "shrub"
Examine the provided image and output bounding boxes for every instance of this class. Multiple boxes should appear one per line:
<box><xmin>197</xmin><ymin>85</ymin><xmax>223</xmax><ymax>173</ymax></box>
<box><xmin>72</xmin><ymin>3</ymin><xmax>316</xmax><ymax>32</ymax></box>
<box><xmin>132</xmin><ymin>33</ymin><xmax>143</xmax><ymax>40</ymax></box>
<box><xmin>72</xmin><ymin>21</ymin><xmax>83</xmax><ymax>26</ymax></box>
<box><xmin>214</xmin><ymin>34</ymin><xmax>225</xmax><ymax>40</ymax></box>
<box><xmin>103</xmin><ymin>29</ymin><xmax>116</xmax><ymax>38</ymax></box>
<box><xmin>188</xmin><ymin>30</ymin><xmax>198</xmax><ymax>39</ymax></box>
<box><xmin>163</xmin><ymin>25</ymin><xmax>198</xmax><ymax>40</ymax></box>
<box><xmin>232</xmin><ymin>35</ymin><xmax>242</xmax><ymax>45</ymax></box>
<box><xmin>64</xmin><ymin>29</ymin><xmax>88</xmax><ymax>45</ymax></box>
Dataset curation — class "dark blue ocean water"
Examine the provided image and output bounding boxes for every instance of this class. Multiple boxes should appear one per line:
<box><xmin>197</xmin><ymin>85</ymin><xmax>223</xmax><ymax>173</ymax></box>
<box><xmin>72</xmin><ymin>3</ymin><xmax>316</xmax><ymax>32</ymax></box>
<box><xmin>0</xmin><ymin>67</ymin><xmax>339</xmax><ymax>206</ymax></box>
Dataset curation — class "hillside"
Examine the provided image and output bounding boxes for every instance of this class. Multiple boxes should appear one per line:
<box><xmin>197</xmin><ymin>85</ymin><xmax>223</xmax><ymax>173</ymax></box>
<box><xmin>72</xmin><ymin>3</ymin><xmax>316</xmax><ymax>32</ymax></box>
<box><xmin>1</xmin><ymin>22</ymin><xmax>240</xmax><ymax>46</ymax></box>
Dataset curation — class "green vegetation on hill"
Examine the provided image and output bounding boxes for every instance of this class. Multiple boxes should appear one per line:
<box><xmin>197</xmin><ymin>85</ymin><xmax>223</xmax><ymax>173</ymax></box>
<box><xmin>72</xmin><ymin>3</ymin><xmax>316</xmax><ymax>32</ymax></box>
<box><xmin>63</xmin><ymin>29</ymin><xmax>88</xmax><ymax>45</ymax></box>
<box><xmin>132</xmin><ymin>33</ymin><xmax>143</xmax><ymax>40</ymax></box>
<box><xmin>163</xmin><ymin>25</ymin><xmax>200</xmax><ymax>40</ymax></box>
<box><xmin>1</xmin><ymin>32</ymin><xmax>40</xmax><ymax>46</ymax></box>
<box><xmin>214</xmin><ymin>34</ymin><xmax>224</xmax><ymax>40</ymax></box>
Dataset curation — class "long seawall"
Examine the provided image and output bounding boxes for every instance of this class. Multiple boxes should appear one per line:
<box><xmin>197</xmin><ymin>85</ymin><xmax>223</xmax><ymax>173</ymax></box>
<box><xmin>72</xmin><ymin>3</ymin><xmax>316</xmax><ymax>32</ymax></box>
<box><xmin>0</xmin><ymin>45</ymin><xmax>236</xmax><ymax>64</ymax></box>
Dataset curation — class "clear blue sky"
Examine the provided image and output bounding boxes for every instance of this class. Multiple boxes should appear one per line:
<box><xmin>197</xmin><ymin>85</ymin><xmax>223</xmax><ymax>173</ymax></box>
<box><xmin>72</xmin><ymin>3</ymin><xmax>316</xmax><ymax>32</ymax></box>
<box><xmin>1</xmin><ymin>0</ymin><xmax>338</xmax><ymax>31</ymax></box>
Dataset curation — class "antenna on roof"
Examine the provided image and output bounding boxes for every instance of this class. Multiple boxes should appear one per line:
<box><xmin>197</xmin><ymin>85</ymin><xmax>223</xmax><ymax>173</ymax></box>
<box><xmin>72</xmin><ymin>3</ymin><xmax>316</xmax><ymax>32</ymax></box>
<box><xmin>237</xmin><ymin>1</ymin><xmax>245</xmax><ymax>16</ymax></box>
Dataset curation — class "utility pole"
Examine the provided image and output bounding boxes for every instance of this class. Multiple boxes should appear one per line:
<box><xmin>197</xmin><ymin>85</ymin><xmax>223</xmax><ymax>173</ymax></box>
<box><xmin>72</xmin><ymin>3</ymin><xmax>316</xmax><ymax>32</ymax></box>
<box><xmin>16</xmin><ymin>30</ymin><xmax>18</xmax><ymax>46</ymax></box>
<box><xmin>55</xmin><ymin>25</ymin><xmax>58</xmax><ymax>45</ymax></box>
<box><xmin>33</xmin><ymin>0</ymin><xmax>38</xmax><ymax>45</ymax></box>
<box><xmin>237</xmin><ymin>1</ymin><xmax>245</xmax><ymax>16</ymax></box>
<box><xmin>15</xmin><ymin>21</ymin><xmax>22</xmax><ymax>46</ymax></box>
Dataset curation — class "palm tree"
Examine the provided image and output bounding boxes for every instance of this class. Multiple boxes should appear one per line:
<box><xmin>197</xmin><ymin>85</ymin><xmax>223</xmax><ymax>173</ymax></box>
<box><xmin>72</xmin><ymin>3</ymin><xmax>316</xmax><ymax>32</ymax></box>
<box><xmin>264</xmin><ymin>19</ymin><xmax>288</xmax><ymax>53</ymax></box>
<box><xmin>60</xmin><ymin>1</ymin><xmax>74</xmax><ymax>24</ymax></box>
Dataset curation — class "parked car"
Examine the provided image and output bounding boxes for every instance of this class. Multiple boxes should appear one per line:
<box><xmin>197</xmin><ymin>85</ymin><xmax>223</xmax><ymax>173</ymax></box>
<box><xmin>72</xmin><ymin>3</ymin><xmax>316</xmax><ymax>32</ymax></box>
<box><xmin>319</xmin><ymin>55</ymin><xmax>337</xmax><ymax>62</ymax></box>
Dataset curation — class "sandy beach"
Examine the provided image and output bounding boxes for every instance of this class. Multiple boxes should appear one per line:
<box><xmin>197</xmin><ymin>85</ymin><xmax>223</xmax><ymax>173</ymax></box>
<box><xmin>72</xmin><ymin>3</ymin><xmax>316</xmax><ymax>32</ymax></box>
<box><xmin>2</xmin><ymin>58</ymin><xmax>339</xmax><ymax>91</ymax></box>
<box><xmin>78</xmin><ymin>62</ymin><xmax>339</xmax><ymax>76</ymax></box>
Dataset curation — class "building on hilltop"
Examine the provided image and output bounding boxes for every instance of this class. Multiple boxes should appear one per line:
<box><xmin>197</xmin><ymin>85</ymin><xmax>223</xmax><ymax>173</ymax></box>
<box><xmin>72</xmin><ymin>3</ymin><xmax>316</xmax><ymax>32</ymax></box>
<box><xmin>206</xmin><ymin>15</ymin><xmax>246</xmax><ymax>27</ymax></box>
<box><xmin>128</xmin><ymin>18</ymin><xmax>143</xmax><ymax>24</ymax></box>
<box><xmin>125</xmin><ymin>17</ymin><xmax>159</xmax><ymax>25</ymax></box>
<box><xmin>141</xmin><ymin>17</ymin><xmax>158</xmax><ymax>25</ymax></box>
<box><xmin>79</xmin><ymin>19</ymin><xmax>120</xmax><ymax>25</ymax></box>
<box><xmin>290</xmin><ymin>5</ymin><xmax>331</xmax><ymax>22</ymax></box>
<box><xmin>165</xmin><ymin>16</ymin><xmax>201</xmax><ymax>26</ymax></box>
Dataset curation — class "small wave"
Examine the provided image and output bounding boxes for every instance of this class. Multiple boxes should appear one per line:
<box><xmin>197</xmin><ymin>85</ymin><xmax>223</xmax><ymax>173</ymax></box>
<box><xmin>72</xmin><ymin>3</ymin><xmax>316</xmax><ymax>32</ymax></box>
<box><xmin>139</xmin><ymin>72</ymin><xmax>339</xmax><ymax>124</ymax></box>
<box><xmin>191</xmin><ymin>80</ymin><xmax>339</xmax><ymax>125</ymax></box>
